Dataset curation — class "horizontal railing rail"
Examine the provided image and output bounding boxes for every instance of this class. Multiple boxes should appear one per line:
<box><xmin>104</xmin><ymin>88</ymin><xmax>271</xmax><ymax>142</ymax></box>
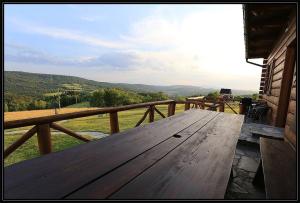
<box><xmin>4</xmin><ymin>99</ymin><xmax>228</xmax><ymax>160</ymax></box>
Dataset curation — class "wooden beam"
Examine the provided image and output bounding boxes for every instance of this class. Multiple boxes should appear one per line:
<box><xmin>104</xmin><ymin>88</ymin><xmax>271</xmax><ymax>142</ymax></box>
<box><xmin>275</xmin><ymin>42</ymin><xmax>296</xmax><ymax>127</ymax></box>
<box><xmin>110</xmin><ymin>112</ymin><xmax>119</xmax><ymax>134</ymax></box>
<box><xmin>4</xmin><ymin>100</ymin><xmax>174</xmax><ymax>129</ymax></box>
<box><xmin>4</xmin><ymin>126</ymin><xmax>37</xmax><ymax>159</ymax></box>
<box><xmin>135</xmin><ymin>108</ymin><xmax>150</xmax><ymax>127</ymax></box>
<box><xmin>37</xmin><ymin>124</ymin><xmax>52</xmax><ymax>155</ymax></box>
<box><xmin>168</xmin><ymin>102</ymin><xmax>176</xmax><ymax>117</ymax></box>
<box><xmin>50</xmin><ymin>123</ymin><xmax>90</xmax><ymax>142</ymax></box>
<box><xmin>154</xmin><ymin>107</ymin><xmax>166</xmax><ymax>118</ymax></box>
<box><xmin>149</xmin><ymin>105</ymin><xmax>155</xmax><ymax>123</ymax></box>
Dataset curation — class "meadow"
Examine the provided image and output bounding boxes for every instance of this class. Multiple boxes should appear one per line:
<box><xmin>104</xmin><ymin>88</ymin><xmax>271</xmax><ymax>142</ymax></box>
<box><xmin>4</xmin><ymin>102</ymin><xmax>239</xmax><ymax>166</ymax></box>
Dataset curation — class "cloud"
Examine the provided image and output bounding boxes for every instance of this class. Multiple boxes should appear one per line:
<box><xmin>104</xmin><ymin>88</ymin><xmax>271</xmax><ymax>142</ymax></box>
<box><xmin>8</xmin><ymin>18</ymin><xmax>130</xmax><ymax>49</ymax></box>
<box><xmin>5</xmin><ymin>43</ymin><xmax>140</xmax><ymax>70</ymax></box>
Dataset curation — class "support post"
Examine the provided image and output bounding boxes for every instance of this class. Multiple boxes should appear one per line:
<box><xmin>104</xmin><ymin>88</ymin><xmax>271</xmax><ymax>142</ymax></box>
<box><xmin>184</xmin><ymin>102</ymin><xmax>190</xmax><ymax>111</ymax></box>
<box><xmin>168</xmin><ymin>102</ymin><xmax>176</xmax><ymax>117</ymax></box>
<box><xmin>37</xmin><ymin>124</ymin><xmax>52</xmax><ymax>155</ymax></box>
<box><xmin>149</xmin><ymin>105</ymin><xmax>155</xmax><ymax>123</ymax></box>
<box><xmin>239</xmin><ymin>103</ymin><xmax>245</xmax><ymax>114</ymax></box>
<box><xmin>110</xmin><ymin>112</ymin><xmax>119</xmax><ymax>134</ymax></box>
<box><xmin>219</xmin><ymin>98</ymin><xmax>225</xmax><ymax>112</ymax></box>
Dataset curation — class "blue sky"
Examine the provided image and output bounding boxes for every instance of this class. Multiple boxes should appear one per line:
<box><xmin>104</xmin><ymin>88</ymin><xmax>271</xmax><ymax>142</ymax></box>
<box><xmin>4</xmin><ymin>4</ymin><xmax>263</xmax><ymax>90</ymax></box>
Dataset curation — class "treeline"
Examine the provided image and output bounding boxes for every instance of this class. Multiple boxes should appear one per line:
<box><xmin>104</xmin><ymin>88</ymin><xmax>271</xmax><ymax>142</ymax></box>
<box><xmin>4</xmin><ymin>88</ymin><xmax>171</xmax><ymax>112</ymax></box>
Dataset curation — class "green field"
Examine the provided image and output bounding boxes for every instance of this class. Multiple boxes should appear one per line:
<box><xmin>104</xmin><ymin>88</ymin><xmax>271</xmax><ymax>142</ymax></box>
<box><xmin>4</xmin><ymin>102</ymin><xmax>239</xmax><ymax>166</ymax></box>
<box><xmin>4</xmin><ymin>104</ymin><xmax>184</xmax><ymax>166</ymax></box>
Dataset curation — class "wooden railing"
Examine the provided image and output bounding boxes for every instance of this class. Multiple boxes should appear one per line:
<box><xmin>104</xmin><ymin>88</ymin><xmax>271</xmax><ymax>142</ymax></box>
<box><xmin>4</xmin><ymin>99</ymin><xmax>225</xmax><ymax>159</ymax></box>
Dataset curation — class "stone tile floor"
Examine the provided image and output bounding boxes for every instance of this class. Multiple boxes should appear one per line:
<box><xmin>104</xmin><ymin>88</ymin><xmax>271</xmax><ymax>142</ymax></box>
<box><xmin>225</xmin><ymin>141</ymin><xmax>266</xmax><ymax>199</ymax></box>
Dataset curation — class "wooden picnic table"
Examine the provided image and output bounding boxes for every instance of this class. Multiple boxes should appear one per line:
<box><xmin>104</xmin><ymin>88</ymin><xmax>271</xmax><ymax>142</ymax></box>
<box><xmin>4</xmin><ymin>109</ymin><xmax>244</xmax><ymax>199</ymax></box>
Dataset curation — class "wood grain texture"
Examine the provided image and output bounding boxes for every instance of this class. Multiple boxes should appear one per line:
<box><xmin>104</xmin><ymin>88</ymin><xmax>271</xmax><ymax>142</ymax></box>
<box><xmin>110</xmin><ymin>113</ymin><xmax>244</xmax><ymax>199</ymax></box>
<box><xmin>4</xmin><ymin>109</ymin><xmax>211</xmax><ymax>199</ymax></box>
<box><xmin>36</xmin><ymin>124</ymin><xmax>52</xmax><ymax>154</ymax></box>
<box><xmin>67</xmin><ymin>111</ymin><xmax>218</xmax><ymax>199</ymax></box>
<box><xmin>260</xmin><ymin>138</ymin><xmax>296</xmax><ymax>199</ymax></box>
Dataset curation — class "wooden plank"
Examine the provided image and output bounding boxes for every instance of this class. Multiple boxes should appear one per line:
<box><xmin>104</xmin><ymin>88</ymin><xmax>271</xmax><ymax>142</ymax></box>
<box><xmin>110</xmin><ymin>113</ymin><xmax>244</xmax><ymax>199</ymax></box>
<box><xmin>260</xmin><ymin>138</ymin><xmax>296</xmax><ymax>199</ymax></box>
<box><xmin>274</xmin><ymin>50</ymin><xmax>286</xmax><ymax>67</ymax></box>
<box><xmin>4</xmin><ymin>109</ymin><xmax>211</xmax><ymax>199</ymax></box>
<box><xmin>249</xmin><ymin>123</ymin><xmax>284</xmax><ymax>140</ymax></box>
<box><xmin>272</xmin><ymin>70</ymin><xmax>283</xmax><ymax>81</ymax></box>
<box><xmin>272</xmin><ymin>79</ymin><xmax>281</xmax><ymax>89</ymax></box>
<box><xmin>273</xmin><ymin>61</ymin><xmax>284</xmax><ymax>75</ymax></box>
<box><xmin>36</xmin><ymin>124</ymin><xmax>52</xmax><ymax>155</ymax></box>
<box><xmin>66</xmin><ymin>111</ymin><xmax>218</xmax><ymax>199</ymax></box>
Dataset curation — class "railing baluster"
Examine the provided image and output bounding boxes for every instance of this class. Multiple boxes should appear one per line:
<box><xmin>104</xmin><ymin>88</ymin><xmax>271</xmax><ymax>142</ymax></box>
<box><xmin>154</xmin><ymin>107</ymin><xmax>166</xmax><ymax>118</ymax></box>
<box><xmin>50</xmin><ymin>123</ymin><xmax>90</xmax><ymax>142</ymax></box>
<box><xmin>109</xmin><ymin>112</ymin><xmax>120</xmax><ymax>134</ymax></box>
<box><xmin>168</xmin><ymin>102</ymin><xmax>176</xmax><ymax>117</ymax></box>
<box><xmin>4</xmin><ymin>126</ymin><xmax>37</xmax><ymax>158</ymax></box>
<box><xmin>149</xmin><ymin>105</ymin><xmax>155</xmax><ymax>123</ymax></box>
<box><xmin>184</xmin><ymin>102</ymin><xmax>190</xmax><ymax>111</ymax></box>
<box><xmin>37</xmin><ymin>124</ymin><xmax>52</xmax><ymax>155</ymax></box>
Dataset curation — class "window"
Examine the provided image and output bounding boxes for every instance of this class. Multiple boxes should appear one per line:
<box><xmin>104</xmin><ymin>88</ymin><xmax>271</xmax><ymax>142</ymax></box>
<box><xmin>264</xmin><ymin>60</ymin><xmax>275</xmax><ymax>96</ymax></box>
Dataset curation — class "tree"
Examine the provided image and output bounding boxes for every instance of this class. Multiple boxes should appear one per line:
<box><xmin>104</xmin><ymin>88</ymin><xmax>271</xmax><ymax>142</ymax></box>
<box><xmin>61</xmin><ymin>83</ymin><xmax>83</xmax><ymax>104</ymax></box>
<box><xmin>44</xmin><ymin>91</ymin><xmax>63</xmax><ymax>109</ymax></box>
<box><xmin>206</xmin><ymin>91</ymin><xmax>220</xmax><ymax>101</ymax></box>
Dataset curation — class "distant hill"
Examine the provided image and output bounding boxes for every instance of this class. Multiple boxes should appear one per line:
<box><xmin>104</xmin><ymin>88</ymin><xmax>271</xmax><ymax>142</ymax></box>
<box><xmin>4</xmin><ymin>71</ymin><xmax>257</xmax><ymax>98</ymax></box>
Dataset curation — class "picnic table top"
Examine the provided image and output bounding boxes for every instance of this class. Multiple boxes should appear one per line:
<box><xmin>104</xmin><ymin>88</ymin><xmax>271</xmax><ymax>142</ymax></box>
<box><xmin>4</xmin><ymin>109</ymin><xmax>244</xmax><ymax>200</ymax></box>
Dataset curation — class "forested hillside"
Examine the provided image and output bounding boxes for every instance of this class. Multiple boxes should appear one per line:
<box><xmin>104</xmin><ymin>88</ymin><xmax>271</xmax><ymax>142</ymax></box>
<box><xmin>4</xmin><ymin>71</ymin><xmax>257</xmax><ymax>112</ymax></box>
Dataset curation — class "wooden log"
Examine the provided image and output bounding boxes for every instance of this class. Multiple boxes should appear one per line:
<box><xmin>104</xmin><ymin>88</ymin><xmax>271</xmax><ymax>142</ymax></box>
<box><xmin>218</xmin><ymin>99</ymin><xmax>224</xmax><ymax>112</ymax></box>
<box><xmin>4</xmin><ymin>126</ymin><xmax>37</xmax><ymax>159</ymax></box>
<box><xmin>154</xmin><ymin>107</ymin><xmax>166</xmax><ymax>118</ymax></box>
<box><xmin>239</xmin><ymin>103</ymin><xmax>245</xmax><ymax>115</ymax></box>
<box><xmin>109</xmin><ymin>112</ymin><xmax>119</xmax><ymax>134</ymax></box>
<box><xmin>4</xmin><ymin>100</ymin><xmax>174</xmax><ymax>129</ymax></box>
<box><xmin>50</xmin><ymin>123</ymin><xmax>90</xmax><ymax>142</ymax></box>
<box><xmin>184</xmin><ymin>102</ymin><xmax>190</xmax><ymax>111</ymax></box>
<box><xmin>149</xmin><ymin>105</ymin><xmax>155</xmax><ymax>123</ymax></box>
<box><xmin>168</xmin><ymin>102</ymin><xmax>176</xmax><ymax>117</ymax></box>
<box><xmin>37</xmin><ymin>124</ymin><xmax>52</xmax><ymax>155</ymax></box>
<box><xmin>135</xmin><ymin>108</ymin><xmax>150</xmax><ymax>127</ymax></box>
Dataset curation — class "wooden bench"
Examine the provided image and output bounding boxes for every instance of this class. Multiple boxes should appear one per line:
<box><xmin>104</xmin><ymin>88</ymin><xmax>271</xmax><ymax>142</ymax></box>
<box><xmin>253</xmin><ymin>137</ymin><xmax>296</xmax><ymax>199</ymax></box>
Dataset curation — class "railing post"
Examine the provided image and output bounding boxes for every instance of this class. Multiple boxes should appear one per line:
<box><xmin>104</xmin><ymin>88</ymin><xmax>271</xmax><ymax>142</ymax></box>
<box><xmin>168</xmin><ymin>101</ymin><xmax>176</xmax><ymax>117</ymax></box>
<box><xmin>184</xmin><ymin>102</ymin><xmax>190</xmax><ymax>111</ymax></box>
<box><xmin>149</xmin><ymin>105</ymin><xmax>155</xmax><ymax>123</ymax></box>
<box><xmin>200</xmin><ymin>102</ymin><xmax>205</xmax><ymax>109</ymax></box>
<box><xmin>239</xmin><ymin>103</ymin><xmax>245</xmax><ymax>114</ymax></box>
<box><xmin>37</xmin><ymin>124</ymin><xmax>52</xmax><ymax>155</ymax></box>
<box><xmin>219</xmin><ymin>98</ymin><xmax>225</xmax><ymax>112</ymax></box>
<box><xmin>110</xmin><ymin>112</ymin><xmax>119</xmax><ymax>134</ymax></box>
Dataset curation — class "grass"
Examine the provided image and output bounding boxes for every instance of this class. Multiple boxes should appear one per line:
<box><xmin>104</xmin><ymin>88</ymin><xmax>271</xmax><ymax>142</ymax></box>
<box><xmin>4</xmin><ymin>104</ymin><xmax>184</xmax><ymax>166</ymax></box>
<box><xmin>4</xmin><ymin>102</ymin><xmax>238</xmax><ymax>166</ymax></box>
<box><xmin>65</xmin><ymin>101</ymin><xmax>91</xmax><ymax>108</ymax></box>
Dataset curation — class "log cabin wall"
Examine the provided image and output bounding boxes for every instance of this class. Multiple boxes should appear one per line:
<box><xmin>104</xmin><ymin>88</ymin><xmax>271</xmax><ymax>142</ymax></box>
<box><xmin>261</xmin><ymin>15</ymin><xmax>296</xmax><ymax>146</ymax></box>
<box><xmin>261</xmin><ymin>15</ymin><xmax>296</xmax><ymax>125</ymax></box>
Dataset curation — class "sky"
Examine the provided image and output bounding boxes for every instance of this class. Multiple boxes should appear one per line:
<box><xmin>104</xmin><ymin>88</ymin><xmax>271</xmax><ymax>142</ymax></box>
<box><xmin>4</xmin><ymin>4</ymin><xmax>263</xmax><ymax>91</ymax></box>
